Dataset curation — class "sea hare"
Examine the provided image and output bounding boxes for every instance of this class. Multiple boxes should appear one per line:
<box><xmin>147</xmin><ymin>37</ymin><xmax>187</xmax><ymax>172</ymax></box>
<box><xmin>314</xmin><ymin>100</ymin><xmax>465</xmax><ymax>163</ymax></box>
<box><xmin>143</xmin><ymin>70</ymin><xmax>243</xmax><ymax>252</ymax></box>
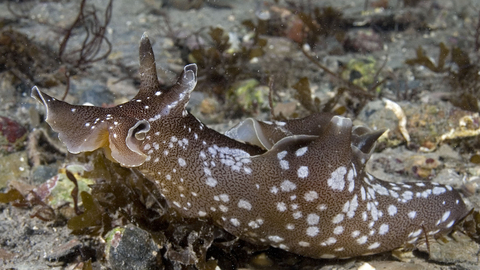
<box><xmin>31</xmin><ymin>33</ymin><xmax>468</xmax><ymax>259</ymax></box>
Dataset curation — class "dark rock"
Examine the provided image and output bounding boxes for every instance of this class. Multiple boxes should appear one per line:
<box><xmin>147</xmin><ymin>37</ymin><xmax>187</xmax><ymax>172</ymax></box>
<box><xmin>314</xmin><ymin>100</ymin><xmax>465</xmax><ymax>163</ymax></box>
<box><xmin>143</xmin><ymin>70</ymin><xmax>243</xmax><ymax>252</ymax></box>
<box><xmin>106</xmin><ymin>225</ymin><xmax>162</xmax><ymax>270</ymax></box>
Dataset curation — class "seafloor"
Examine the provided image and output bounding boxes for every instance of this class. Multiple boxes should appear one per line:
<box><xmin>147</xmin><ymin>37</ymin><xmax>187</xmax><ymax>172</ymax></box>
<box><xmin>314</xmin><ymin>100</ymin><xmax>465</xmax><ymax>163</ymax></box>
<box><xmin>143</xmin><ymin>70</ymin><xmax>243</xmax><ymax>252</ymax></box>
<box><xmin>1</xmin><ymin>0</ymin><xmax>480</xmax><ymax>269</ymax></box>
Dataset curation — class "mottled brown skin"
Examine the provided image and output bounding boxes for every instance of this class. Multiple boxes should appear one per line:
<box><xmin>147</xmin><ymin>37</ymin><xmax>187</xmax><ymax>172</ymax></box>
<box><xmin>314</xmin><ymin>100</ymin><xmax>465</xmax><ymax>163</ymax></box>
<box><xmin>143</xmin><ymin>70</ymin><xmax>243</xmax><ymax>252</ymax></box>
<box><xmin>31</xmin><ymin>33</ymin><xmax>469</xmax><ymax>259</ymax></box>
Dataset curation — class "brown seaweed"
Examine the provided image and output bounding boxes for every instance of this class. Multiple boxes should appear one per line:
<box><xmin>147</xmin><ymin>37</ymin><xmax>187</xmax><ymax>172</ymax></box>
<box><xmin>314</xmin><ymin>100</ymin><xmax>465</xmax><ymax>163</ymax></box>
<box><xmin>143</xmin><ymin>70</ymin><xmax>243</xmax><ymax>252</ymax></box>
<box><xmin>58</xmin><ymin>0</ymin><xmax>112</xmax><ymax>70</ymax></box>
<box><xmin>406</xmin><ymin>43</ymin><xmax>480</xmax><ymax>112</ymax></box>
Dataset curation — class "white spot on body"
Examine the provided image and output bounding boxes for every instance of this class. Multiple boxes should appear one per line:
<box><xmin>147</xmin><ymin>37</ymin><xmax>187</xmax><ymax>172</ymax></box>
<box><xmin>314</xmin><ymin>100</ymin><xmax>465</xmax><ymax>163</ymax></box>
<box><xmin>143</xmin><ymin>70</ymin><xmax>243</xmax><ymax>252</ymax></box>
<box><xmin>388</xmin><ymin>205</ymin><xmax>397</xmax><ymax>216</ymax></box>
<box><xmin>277</xmin><ymin>151</ymin><xmax>287</xmax><ymax>160</ymax></box>
<box><xmin>409</xmin><ymin>229</ymin><xmax>423</xmax><ymax>238</ymax></box>
<box><xmin>248</xmin><ymin>221</ymin><xmax>259</xmax><ymax>229</ymax></box>
<box><xmin>441</xmin><ymin>211</ymin><xmax>451</xmax><ymax>222</ymax></box>
<box><xmin>297</xmin><ymin>166</ymin><xmax>309</xmax><ymax>178</ymax></box>
<box><xmin>230</xmin><ymin>218</ymin><xmax>240</xmax><ymax>227</ymax></box>
<box><xmin>144</xmin><ymin>144</ymin><xmax>151</xmax><ymax>151</ymax></box>
<box><xmin>268</xmin><ymin>235</ymin><xmax>284</xmax><ymax>243</ymax></box>
<box><xmin>280</xmin><ymin>160</ymin><xmax>289</xmax><ymax>170</ymax></box>
<box><xmin>379</xmin><ymin>224</ymin><xmax>389</xmax><ymax>235</ymax></box>
<box><xmin>369</xmin><ymin>202</ymin><xmax>379</xmax><ymax>221</ymax></box>
<box><xmin>238</xmin><ymin>199</ymin><xmax>252</xmax><ymax>210</ymax></box>
<box><xmin>295</xmin><ymin>147</ymin><xmax>308</xmax><ymax>157</ymax></box>
<box><xmin>298</xmin><ymin>241</ymin><xmax>310</xmax><ymax>247</ymax></box>
<box><xmin>178</xmin><ymin>157</ymin><xmax>186</xmax><ymax>167</ymax></box>
<box><xmin>433</xmin><ymin>187</ymin><xmax>447</xmax><ymax>195</ymax></box>
<box><xmin>373</xmin><ymin>184</ymin><xmax>389</xmax><ymax>195</ymax></box>
<box><xmin>322</xmin><ymin>237</ymin><xmax>337</xmax><ymax>246</ymax></box>
<box><xmin>347</xmin><ymin>169</ymin><xmax>355</xmax><ymax>192</ymax></box>
<box><xmin>389</xmin><ymin>190</ymin><xmax>399</xmax><ymax>198</ymax></box>
<box><xmin>332</xmin><ymin>214</ymin><xmax>344</xmax><ymax>224</ymax></box>
<box><xmin>317</xmin><ymin>204</ymin><xmax>327</xmax><ymax>211</ymax></box>
<box><xmin>219</xmin><ymin>194</ymin><xmax>229</xmax><ymax>202</ymax></box>
<box><xmin>328</xmin><ymin>166</ymin><xmax>347</xmax><ymax>191</ymax></box>
<box><xmin>408</xmin><ymin>211</ymin><xmax>417</xmax><ymax>219</ymax></box>
<box><xmin>356</xmin><ymin>235</ymin><xmax>368</xmax><ymax>245</ymax></box>
<box><xmin>368</xmin><ymin>242</ymin><xmax>381</xmax><ymax>249</ymax></box>
<box><xmin>206</xmin><ymin>177</ymin><xmax>218</xmax><ymax>187</ymax></box>
<box><xmin>307</xmin><ymin>214</ymin><xmax>320</xmax><ymax>225</ymax></box>
<box><xmin>281</xmin><ymin>180</ymin><xmax>296</xmax><ymax>192</ymax></box>
<box><xmin>304</xmin><ymin>191</ymin><xmax>318</xmax><ymax>201</ymax></box>
<box><xmin>333</xmin><ymin>226</ymin><xmax>344</xmax><ymax>235</ymax></box>
<box><xmin>361</xmin><ymin>186</ymin><xmax>366</xmax><ymax>200</ymax></box>
<box><xmin>306</xmin><ymin>226</ymin><xmax>319</xmax><ymax>237</ymax></box>
<box><xmin>402</xmin><ymin>191</ymin><xmax>413</xmax><ymax>202</ymax></box>
<box><xmin>346</xmin><ymin>194</ymin><xmax>358</xmax><ymax>218</ymax></box>
<box><xmin>342</xmin><ymin>201</ymin><xmax>350</xmax><ymax>213</ymax></box>
<box><xmin>247</xmin><ymin>219</ymin><xmax>263</xmax><ymax>229</ymax></box>
<box><xmin>446</xmin><ymin>220</ymin><xmax>455</xmax><ymax>228</ymax></box>
<box><xmin>277</xmin><ymin>202</ymin><xmax>287</xmax><ymax>212</ymax></box>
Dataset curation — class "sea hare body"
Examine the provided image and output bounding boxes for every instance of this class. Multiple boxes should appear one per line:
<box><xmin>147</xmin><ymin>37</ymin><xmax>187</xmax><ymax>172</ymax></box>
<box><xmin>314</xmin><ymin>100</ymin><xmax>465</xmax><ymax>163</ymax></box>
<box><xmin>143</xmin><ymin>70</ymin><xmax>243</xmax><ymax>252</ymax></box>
<box><xmin>31</xmin><ymin>33</ymin><xmax>468</xmax><ymax>259</ymax></box>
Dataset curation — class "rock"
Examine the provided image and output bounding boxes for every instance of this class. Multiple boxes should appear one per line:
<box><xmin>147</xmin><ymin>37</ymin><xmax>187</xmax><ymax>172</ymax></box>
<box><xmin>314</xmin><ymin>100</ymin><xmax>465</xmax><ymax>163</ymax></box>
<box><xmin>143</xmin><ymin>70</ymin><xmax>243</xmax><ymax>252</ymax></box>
<box><xmin>418</xmin><ymin>231</ymin><xmax>480</xmax><ymax>265</ymax></box>
<box><xmin>105</xmin><ymin>225</ymin><xmax>162</xmax><ymax>270</ymax></box>
<box><xmin>369</xmin><ymin>261</ymin><xmax>425</xmax><ymax>270</ymax></box>
<box><xmin>30</xmin><ymin>165</ymin><xmax>58</xmax><ymax>184</ymax></box>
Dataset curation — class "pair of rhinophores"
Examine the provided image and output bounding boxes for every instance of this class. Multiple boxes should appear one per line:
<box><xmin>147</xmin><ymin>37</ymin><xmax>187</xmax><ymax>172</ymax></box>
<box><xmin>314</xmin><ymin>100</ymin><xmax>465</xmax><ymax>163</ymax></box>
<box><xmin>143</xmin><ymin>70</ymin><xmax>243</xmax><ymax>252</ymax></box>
<box><xmin>31</xmin><ymin>33</ymin><xmax>469</xmax><ymax>259</ymax></box>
